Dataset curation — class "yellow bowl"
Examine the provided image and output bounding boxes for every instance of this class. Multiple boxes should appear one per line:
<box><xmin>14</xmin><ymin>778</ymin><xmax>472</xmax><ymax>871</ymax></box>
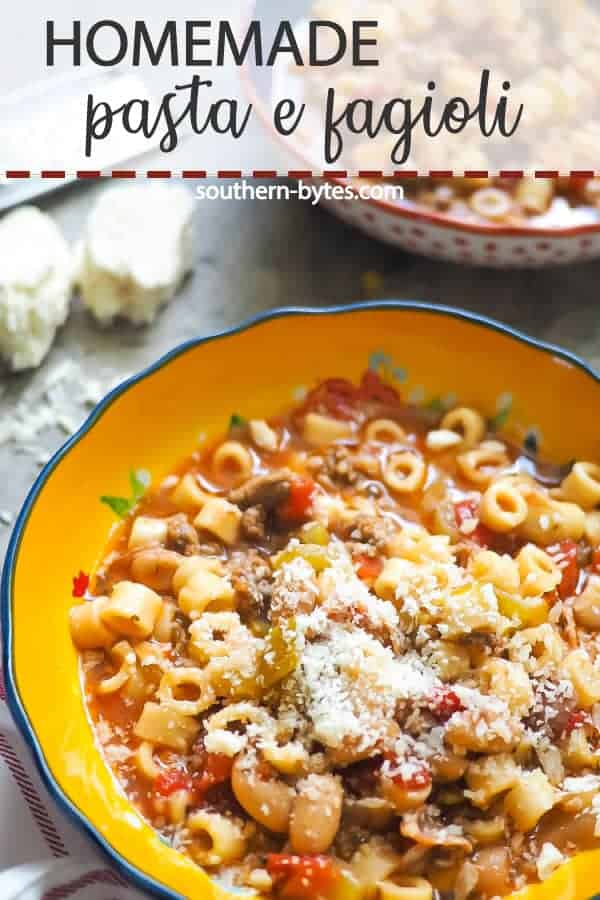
<box><xmin>3</xmin><ymin>302</ymin><xmax>600</xmax><ymax>900</ymax></box>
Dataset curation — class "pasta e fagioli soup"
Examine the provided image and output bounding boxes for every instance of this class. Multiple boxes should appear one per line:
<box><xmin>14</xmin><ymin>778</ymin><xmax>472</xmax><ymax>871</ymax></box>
<box><xmin>69</xmin><ymin>371</ymin><xmax>600</xmax><ymax>899</ymax></box>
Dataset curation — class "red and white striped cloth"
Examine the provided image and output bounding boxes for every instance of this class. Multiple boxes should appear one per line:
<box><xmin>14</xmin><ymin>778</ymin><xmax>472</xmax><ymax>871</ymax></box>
<box><xmin>0</xmin><ymin>666</ymin><xmax>147</xmax><ymax>899</ymax></box>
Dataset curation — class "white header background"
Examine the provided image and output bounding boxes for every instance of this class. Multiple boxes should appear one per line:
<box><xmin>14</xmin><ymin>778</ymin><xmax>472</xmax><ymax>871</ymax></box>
<box><xmin>1</xmin><ymin>1</ymin><xmax>599</xmax><ymax>174</ymax></box>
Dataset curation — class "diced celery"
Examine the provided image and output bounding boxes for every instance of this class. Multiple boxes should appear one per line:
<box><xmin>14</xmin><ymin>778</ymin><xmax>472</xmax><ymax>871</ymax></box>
<box><xmin>497</xmin><ymin>590</ymin><xmax>548</xmax><ymax>627</ymax></box>
<box><xmin>260</xmin><ymin>619</ymin><xmax>298</xmax><ymax>690</ymax></box>
<box><xmin>300</xmin><ymin>522</ymin><xmax>330</xmax><ymax>546</ymax></box>
<box><xmin>271</xmin><ymin>544</ymin><xmax>331</xmax><ymax>572</ymax></box>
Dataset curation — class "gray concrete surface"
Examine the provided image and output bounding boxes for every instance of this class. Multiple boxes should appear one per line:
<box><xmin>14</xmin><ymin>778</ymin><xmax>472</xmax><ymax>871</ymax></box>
<box><xmin>2</xmin><ymin>177</ymin><xmax>600</xmax><ymax>559</ymax></box>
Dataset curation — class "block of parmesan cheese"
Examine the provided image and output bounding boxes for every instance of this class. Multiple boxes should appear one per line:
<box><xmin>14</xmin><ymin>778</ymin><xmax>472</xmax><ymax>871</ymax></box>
<box><xmin>76</xmin><ymin>183</ymin><xmax>195</xmax><ymax>325</ymax></box>
<box><xmin>0</xmin><ymin>207</ymin><xmax>72</xmax><ymax>371</ymax></box>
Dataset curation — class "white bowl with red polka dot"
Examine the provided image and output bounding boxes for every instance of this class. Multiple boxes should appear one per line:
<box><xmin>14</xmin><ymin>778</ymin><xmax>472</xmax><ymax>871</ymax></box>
<box><xmin>314</xmin><ymin>180</ymin><xmax>600</xmax><ymax>268</ymax></box>
<box><xmin>243</xmin><ymin>54</ymin><xmax>600</xmax><ymax>267</ymax></box>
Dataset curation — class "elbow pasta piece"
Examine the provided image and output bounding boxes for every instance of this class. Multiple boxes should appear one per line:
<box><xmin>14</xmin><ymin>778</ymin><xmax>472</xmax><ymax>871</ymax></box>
<box><xmin>289</xmin><ymin>774</ymin><xmax>343</xmax><ymax>854</ymax></box>
<box><xmin>465</xmin><ymin>754</ymin><xmax>521</xmax><ymax>808</ymax></box>
<box><xmin>464</xmin><ymin>816</ymin><xmax>506</xmax><ymax>844</ymax></box>
<box><xmin>520</xmin><ymin>492</ymin><xmax>586</xmax><ymax>545</ymax></box>
<box><xmin>302</xmin><ymin>411</ymin><xmax>355</xmax><ymax>445</ymax></box>
<box><xmin>480</xmin><ymin>479</ymin><xmax>528</xmax><ymax>532</ymax></box>
<box><xmin>249</xmin><ymin>419</ymin><xmax>279</xmax><ymax>452</ymax></box>
<box><xmin>166</xmin><ymin>788</ymin><xmax>193</xmax><ymax>825</ymax></box>
<box><xmin>468</xmin><ymin>549</ymin><xmax>520</xmax><ymax>593</ymax></box>
<box><xmin>515</xmin><ymin>177</ymin><xmax>553</xmax><ymax>215</ymax></box>
<box><xmin>128</xmin><ymin>516</ymin><xmax>168</xmax><ymax>551</ymax></box>
<box><xmin>509</xmin><ymin>623</ymin><xmax>566</xmax><ymax>674</ymax></box>
<box><xmin>152</xmin><ymin>600</ymin><xmax>177</xmax><ymax>643</ymax></box>
<box><xmin>585</xmin><ymin>510</ymin><xmax>600</xmax><ymax>546</ymax></box>
<box><xmin>387</xmin><ymin>524</ymin><xmax>454</xmax><ymax>564</ymax></box>
<box><xmin>383</xmin><ymin>451</ymin><xmax>426</xmax><ymax>494</ymax></box>
<box><xmin>170</xmin><ymin>473</ymin><xmax>211</xmax><ymax>511</ymax></box>
<box><xmin>194</xmin><ymin>497</ymin><xmax>242</xmax><ymax>545</ymax></box>
<box><xmin>479</xmin><ymin>658</ymin><xmax>534</xmax><ymax>716</ymax></box>
<box><xmin>503</xmin><ymin>770</ymin><xmax>556</xmax><ymax>832</ymax></box>
<box><xmin>517</xmin><ymin>544</ymin><xmax>561</xmax><ymax>597</ymax></box>
<box><xmin>175</xmin><ymin>559</ymin><xmax>234</xmax><ymax>619</ymax></box>
<box><xmin>573</xmin><ymin>575</ymin><xmax>600</xmax><ymax>630</ymax></box>
<box><xmin>172</xmin><ymin>556</ymin><xmax>223</xmax><ymax>591</ymax></box>
<box><xmin>212</xmin><ymin>440</ymin><xmax>253</xmax><ymax>485</ymax></box>
<box><xmin>561</xmin><ymin>462</ymin><xmax>600</xmax><ymax>510</ymax></box>
<box><xmin>440</xmin><ymin>406</ymin><xmax>486</xmax><ymax>449</ymax></box>
<box><xmin>187</xmin><ymin>811</ymin><xmax>248</xmax><ymax>867</ymax></box>
<box><xmin>350</xmin><ymin>838</ymin><xmax>405</xmax><ymax>891</ymax></box>
<box><xmin>134</xmin><ymin>701</ymin><xmax>199</xmax><ymax>751</ymax></box>
<box><xmin>69</xmin><ymin>596</ymin><xmax>116</xmax><ymax>650</ymax></box>
<box><xmin>188</xmin><ymin>612</ymin><xmax>248</xmax><ymax>663</ymax></box>
<box><xmin>158</xmin><ymin>667</ymin><xmax>215</xmax><ymax>716</ymax></box>
<box><xmin>364</xmin><ymin>418</ymin><xmax>406</xmax><ymax>443</ymax></box>
<box><xmin>457</xmin><ymin>440</ymin><xmax>509</xmax><ymax>487</ymax></box>
<box><xmin>469</xmin><ymin>187</ymin><xmax>512</xmax><ymax>221</ymax></box>
<box><xmin>425</xmin><ymin>639</ymin><xmax>471</xmax><ymax>680</ymax></box>
<box><xmin>261</xmin><ymin>740</ymin><xmax>308</xmax><ymax>776</ymax></box>
<box><xmin>563</xmin><ymin>648</ymin><xmax>600</xmax><ymax>708</ymax></box>
<box><xmin>96</xmin><ymin>640</ymin><xmax>137</xmax><ymax>695</ymax></box>
<box><xmin>130</xmin><ymin>548</ymin><xmax>182</xmax><ymax>594</ymax></box>
<box><xmin>135</xmin><ymin>741</ymin><xmax>161</xmax><ymax>780</ymax></box>
<box><xmin>231</xmin><ymin>753</ymin><xmax>294</xmax><ymax>834</ymax></box>
<box><xmin>564</xmin><ymin>728</ymin><xmax>600</xmax><ymax>770</ymax></box>
<box><xmin>381</xmin><ymin>775</ymin><xmax>432</xmax><ymax>813</ymax></box>
<box><xmin>100</xmin><ymin>581</ymin><xmax>162</xmax><ymax>640</ymax></box>
<box><xmin>204</xmin><ymin>703</ymin><xmax>275</xmax><ymax>756</ymax></box>
<box><xmin>376</xmin><ymin>876</ymin><xmax>434</xmax><ymax>900</ymax></box>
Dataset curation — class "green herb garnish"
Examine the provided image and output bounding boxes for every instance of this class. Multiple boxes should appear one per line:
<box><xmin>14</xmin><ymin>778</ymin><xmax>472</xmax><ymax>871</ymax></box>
<box><xmin>229</xmin><ymin>413</ymin><xmax>247</xmax><ymax>429</ymax></box>
<box><xmin>100</xmin><ymin>469</ymin><xmax>150</xmax><ymax>519</ymax></box>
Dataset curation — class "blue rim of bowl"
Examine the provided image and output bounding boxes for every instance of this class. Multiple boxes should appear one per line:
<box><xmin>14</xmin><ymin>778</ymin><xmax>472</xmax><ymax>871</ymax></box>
<box><xmin>3</xmin><ymin>300</ymin><xmax>600</xmax><ymax>900</ymax></box>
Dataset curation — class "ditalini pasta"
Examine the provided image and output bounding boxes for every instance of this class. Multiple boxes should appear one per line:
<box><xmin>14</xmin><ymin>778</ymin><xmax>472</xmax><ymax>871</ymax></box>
<box><xmin>70</xmin><ymin>371</ymin><xmax>600</xmax><ymax>899</ymax></box>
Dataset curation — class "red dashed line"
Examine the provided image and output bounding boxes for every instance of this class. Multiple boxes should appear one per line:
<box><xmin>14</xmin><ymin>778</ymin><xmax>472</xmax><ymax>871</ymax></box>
<box><xmin>1</xmin><ymin>170</ymin><xmax>599</xmax><ymax>180</ymax></box>
<box><xmin>0</xmin><ymin>731</ymin><xmax>68</xmax><ymax>858</ymax></box>
<box><xmin>41</xmin><ymin>869</ymin><xmax>126</xmax><ymax>899</ymax></box>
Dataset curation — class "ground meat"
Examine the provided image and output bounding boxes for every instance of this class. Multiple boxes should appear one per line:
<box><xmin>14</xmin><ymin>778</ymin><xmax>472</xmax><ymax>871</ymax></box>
<box><xmin>230</xmin><ymin>549</ymin><xmax>273</xmax><ymax>621</ymax></box>
<box><xmin>345</xmin><ymin>514</ymin><xmax>397</xmax><ymax>552</ymax></box>
<box><xmin>229</xmin><ymin>471</ymin><xmax>292</xmax><ymax>511</ymax></box>
<box><xmin>166</xmin><ymin>513</ymin><xmax>199</xmax><ymax>556</ymax></box>
<box><xmin>241</xmin><ymin>505</ymin><xmax>266</xmax><ymax>541</ymax></box>
<box><xmin>308</xmin><ymin>446</ymin><xmax>360</xmax><ymax>488</ymax></box>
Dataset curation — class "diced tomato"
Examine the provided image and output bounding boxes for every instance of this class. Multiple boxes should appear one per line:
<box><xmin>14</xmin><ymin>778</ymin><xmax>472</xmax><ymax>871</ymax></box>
<box><xmin>430</xmin><ymin>687</ymin><xmax>465</xmax><ymax>722</ymax></box>
<box><xmin>546</xmin><ymin>540</ymin><xmax>579</xmax><ymax>599</ymax></box>
<box><xmin>267</xmin><ymin>854</ymin><xmax>340</xmax><ymax>899</ymax></box>
<box><xmin>192</xmin><ymin>753</ymin><xmax>233</xmax><ymax>798</ymax></box>
<box><xmin>302</xmin><ymin>377</ymin><xmax>360</xmax><ymax>420</ymax></box>
<box><xmin>301</xmin><ymin>371</ymin><xmax>401</xmax><ymax>422</ymax></box>
<box><xmin>565</xmin><ymin>710</ymin><xmax>590</xmax><ymax>735</ymax></box>
<box><xmin>279</xmin><ymin>478</ymin><xmax>316</xmax><ymax>522</ymax></box>
<box><xmin>355</xmin><ymin>554</ymin><xmax>383</xmax><ymax>581</ymax></box>
<box><xmin>154</xmin><ymin>769</ymin><xmax>192</xmax><ymax>796</ymax></box>
<box><xmin>453</xmin><ymin>498</ymin><xmax>494</xmax><ymax>547</ymax></box>
<box><xmin>383</xmin><ymin>754</ymin><xmax>432</xmax><ymax>790</ymax></box>
<box><xmin>358</xmin><ymin>369</ymin><xmax>401</xmax><ymax>406</ymax></box>
<box><xmin>592</xmin><ymin>548</ymin><xmax>600</xmax><ymax>574</ymax></box>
